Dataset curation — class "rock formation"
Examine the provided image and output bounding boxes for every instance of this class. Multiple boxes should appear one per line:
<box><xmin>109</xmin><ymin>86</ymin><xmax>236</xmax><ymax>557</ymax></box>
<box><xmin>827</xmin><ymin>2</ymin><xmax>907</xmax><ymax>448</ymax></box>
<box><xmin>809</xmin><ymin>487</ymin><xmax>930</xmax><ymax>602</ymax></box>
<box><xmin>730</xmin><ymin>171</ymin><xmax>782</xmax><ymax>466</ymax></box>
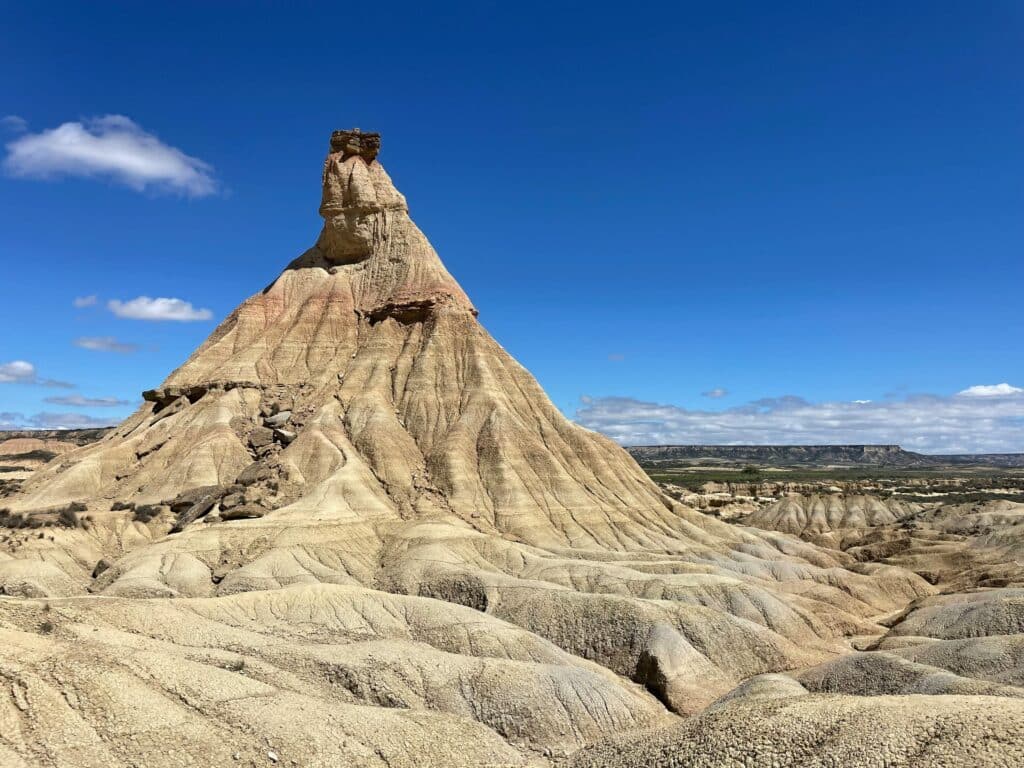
<box><xmin>746</xmin><ymin>493</ymin><xmax>922</xmax><ymax>539</ymax></box>
<box><xmin>1</xmin><ymin>132</ymin><xmax>1022</xmax><ymax>767</ymax></box>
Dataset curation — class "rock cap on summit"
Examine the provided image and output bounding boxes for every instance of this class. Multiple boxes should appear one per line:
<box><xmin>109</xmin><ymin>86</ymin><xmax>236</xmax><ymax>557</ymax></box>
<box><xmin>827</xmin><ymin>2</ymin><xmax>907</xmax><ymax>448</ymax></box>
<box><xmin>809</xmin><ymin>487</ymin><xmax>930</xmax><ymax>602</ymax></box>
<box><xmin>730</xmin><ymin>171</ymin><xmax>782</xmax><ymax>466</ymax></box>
<box><xmin>329</xmin><ymin>128</ymin><xmax>381</xmax><ymax>162</ymax></box>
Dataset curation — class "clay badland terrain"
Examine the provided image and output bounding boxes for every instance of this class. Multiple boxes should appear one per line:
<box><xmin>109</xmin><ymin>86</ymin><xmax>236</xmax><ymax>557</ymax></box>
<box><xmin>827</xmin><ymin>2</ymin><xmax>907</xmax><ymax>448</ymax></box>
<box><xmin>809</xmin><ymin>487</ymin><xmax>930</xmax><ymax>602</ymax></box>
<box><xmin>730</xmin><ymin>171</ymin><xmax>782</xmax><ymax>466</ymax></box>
<box><xmin>2</xmin><ymin>131</ymin><xmax>1024</xmax><ymax>767</ymax></box>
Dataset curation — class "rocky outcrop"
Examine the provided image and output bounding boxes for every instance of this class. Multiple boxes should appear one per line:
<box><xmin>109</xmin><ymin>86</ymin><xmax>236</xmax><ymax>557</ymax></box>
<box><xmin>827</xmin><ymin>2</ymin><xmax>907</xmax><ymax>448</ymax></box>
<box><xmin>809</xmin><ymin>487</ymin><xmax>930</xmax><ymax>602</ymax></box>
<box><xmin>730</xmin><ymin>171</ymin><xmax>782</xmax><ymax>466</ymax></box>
<box><xmin>746</xmin><ymin>493</ymin><xmax>922</xmax><ymax>538</ymax></box>
<box><xmin>329</xmin><ymin>128</ymin><xmax>381</xmax><ymax>161</ymax></box>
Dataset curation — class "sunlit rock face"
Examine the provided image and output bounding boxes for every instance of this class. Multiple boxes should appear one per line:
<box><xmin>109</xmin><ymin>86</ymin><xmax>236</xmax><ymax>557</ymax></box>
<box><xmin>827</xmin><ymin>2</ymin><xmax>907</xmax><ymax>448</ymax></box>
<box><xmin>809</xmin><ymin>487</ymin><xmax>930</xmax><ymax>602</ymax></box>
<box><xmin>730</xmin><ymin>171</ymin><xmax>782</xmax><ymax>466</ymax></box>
<box><xmin>317</xmin><ymin>129</ymin><xmax>408</xmax><ymax>263</ymax></box>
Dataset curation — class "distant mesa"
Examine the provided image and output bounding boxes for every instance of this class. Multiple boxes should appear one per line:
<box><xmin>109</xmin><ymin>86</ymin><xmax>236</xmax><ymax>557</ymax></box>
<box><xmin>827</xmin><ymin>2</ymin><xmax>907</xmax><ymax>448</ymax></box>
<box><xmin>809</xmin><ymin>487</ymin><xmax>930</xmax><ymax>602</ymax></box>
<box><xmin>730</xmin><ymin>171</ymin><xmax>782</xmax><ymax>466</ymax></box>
<box><xmin>627</xmin><ymin>444</ymin><xmax>1024</xmax><ymax>468</ymax></box>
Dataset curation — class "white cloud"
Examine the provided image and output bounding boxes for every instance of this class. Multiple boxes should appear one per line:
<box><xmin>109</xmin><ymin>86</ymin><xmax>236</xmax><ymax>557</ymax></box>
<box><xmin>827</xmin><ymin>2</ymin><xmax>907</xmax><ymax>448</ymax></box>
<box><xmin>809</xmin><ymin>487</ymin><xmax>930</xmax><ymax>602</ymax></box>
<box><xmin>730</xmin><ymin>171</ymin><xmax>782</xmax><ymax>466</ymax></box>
<box><xmin>0</xmin><ymin>360</ymin><xmax>73</xmax><ymax>388</ymax></box>
<box><xmin>1</xmin><ymin>115</ymin><xmax>27</xmax><ymax>133</ymax></box>
<box><xmin>72</xmin><ymin>295</ymin><xmax>98</xmax><ymax>308</ymax></box>
<box><xmin>3</xmin><ymin>115</ymin><xmax>216</xmax><ymax>196</ymax></box>
<box><xmin>108</xmin><ymin>296</ymin><xmax>213</xmax><ymax>322</ymax></box>
<box><xmin>701</xmin><ymin>388</ymin><xmax>729</xmax><ymax>399</ymax></box>
<box><xmin>957</xmin><ymin>383</ymin><xmax>1024</xmax><ymax>398</ymax></box>
<box><xmin>0</xmin><ymin>360</ymin><xmax>37</xmax><ymax>383</ymax></box>
<box><xmin>575</xmin><ymin>386</ymin><xmax>1024</xmax><ymax>454</ymax></box>
<box><xmin>853</xmin><ymin>399</ymin><xmax>872</xmax><ymax>404</ymax></box>
<box><xmin>73</xmin><ymin>336</ymin><xmax>140</xmax><ymax>353</ymax></box>
<box><xmin>0</xmin><ymin>411</ymin><xmax>114</xmax><ymax>430</ymax></box>
<box><xmin>43</xmin><ymin>394</ymin><xmax>131</xmax><ymax>408</ymax></box>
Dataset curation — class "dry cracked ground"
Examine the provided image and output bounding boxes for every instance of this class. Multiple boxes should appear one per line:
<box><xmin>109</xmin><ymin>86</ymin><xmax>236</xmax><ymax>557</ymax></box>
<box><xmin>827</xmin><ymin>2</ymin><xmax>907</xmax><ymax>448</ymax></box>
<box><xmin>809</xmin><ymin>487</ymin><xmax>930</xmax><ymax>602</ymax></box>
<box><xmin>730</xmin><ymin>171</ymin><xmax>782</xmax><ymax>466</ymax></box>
<box><xmin>2</xmin><ymin>130</ymin><xmax>1023</xmax><ymax>767</ymax></box>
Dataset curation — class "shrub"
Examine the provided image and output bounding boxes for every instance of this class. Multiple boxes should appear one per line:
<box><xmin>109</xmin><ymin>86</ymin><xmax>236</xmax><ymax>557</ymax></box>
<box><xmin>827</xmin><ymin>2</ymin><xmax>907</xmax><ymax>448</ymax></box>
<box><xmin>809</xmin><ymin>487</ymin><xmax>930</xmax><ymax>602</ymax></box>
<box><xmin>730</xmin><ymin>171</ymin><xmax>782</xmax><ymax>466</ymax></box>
<box><xmin>57</xmin><ymin>505</ymin><xmax>81</xmax><ymax>528</ymax></box>
<box><xmin>0</xmin><ymin>509</ymin><xmax>27</xmax><ymax>528</ymax></box>
<box><xmin>133</xmin><ymin>504</ymin><xmax>163</xmax><ymax>523</ymax></box>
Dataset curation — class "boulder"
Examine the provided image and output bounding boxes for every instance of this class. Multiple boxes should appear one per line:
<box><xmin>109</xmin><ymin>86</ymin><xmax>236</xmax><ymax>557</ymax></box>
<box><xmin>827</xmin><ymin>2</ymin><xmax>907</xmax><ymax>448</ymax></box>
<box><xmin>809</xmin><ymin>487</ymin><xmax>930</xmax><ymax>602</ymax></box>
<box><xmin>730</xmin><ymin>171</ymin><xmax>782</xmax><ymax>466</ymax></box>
<box><xmin>170</xmin><ymin>488</ymin><xmax>225</xmax><ymax>532</ymax></box>
<box><xmin>273</xmin><ymin>428</ymin><xmax>296</xmax><ymax>445</ymax></box>
<box><xmin>248</xmin><ymin>426</ymin><xmax>275</xmax><ymax>449</ymax></box>
<box><xmin>264</xmin><ymin>411</ymin><xmax>292</xmax><ymax>428</ymax></box>
<box><xmin>220</xmin><ymin>504</ymin><xmax>268</xmax><ymax>520</ymax></box>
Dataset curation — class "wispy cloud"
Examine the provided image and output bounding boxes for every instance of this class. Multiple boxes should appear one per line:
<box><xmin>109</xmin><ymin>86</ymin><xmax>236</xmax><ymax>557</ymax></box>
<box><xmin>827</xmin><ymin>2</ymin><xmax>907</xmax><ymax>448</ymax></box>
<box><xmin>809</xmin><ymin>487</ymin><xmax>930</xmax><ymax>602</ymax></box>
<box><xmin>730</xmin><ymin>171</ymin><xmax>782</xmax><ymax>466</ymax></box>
<box><xmin>108</xmin><ymin>296</ymin><xmax>212</xmax><ymax>322</ymax></box>
<box><xmin>3</xmin><ymin>115</ymin><xmax>217</xmax><ymax>196</ymax></box>
<box><xmin>0</xmin><ymin>361</ymin><xmax>37</xmax><ymax>383</ymax></box>
<box><xmin>1</xmin><ymin>115</ymin><xmax>27</xmax><ymax>133</ymax></box>
<box><xmin>958</xmin><ymin>383</ymin><xmax>1023</xmax><ymax>398</ymax></box>
<box><xmin>72</xmin><ymin>295</ymin><xmax>98</xmax><ymax>308</ymax></box>
<box><xmin>701</xmin><ymin>387</ymin><xmax>729</xmax><ymax>399</ymax></box>
<box><xmin>608</xmin><ymin>353</ymin><xmax>626</xmax><ymax>362</ymax></box>
<box><xmin>0</xmin><ymin>360</ymin><xmax>73</xmax><ymax>388</ymax></box>
<box><xmin>0</xmin><ymin>411</ymin><xmax>114</xmax><ymax>430</ymax></box>
<box><xmin>43</xmin><ymin>394</ymin><xmax>130</xmax><ymax>408</ymax></box>
<box><xmin>73</xmin><ymin>336</ymin><xmax>140</xmax><ymax>353</ymax></box>
<box><xmin>575</xmin><ymin>384</ymin><xmax>1024</xmax><ymax>454</ymax></box>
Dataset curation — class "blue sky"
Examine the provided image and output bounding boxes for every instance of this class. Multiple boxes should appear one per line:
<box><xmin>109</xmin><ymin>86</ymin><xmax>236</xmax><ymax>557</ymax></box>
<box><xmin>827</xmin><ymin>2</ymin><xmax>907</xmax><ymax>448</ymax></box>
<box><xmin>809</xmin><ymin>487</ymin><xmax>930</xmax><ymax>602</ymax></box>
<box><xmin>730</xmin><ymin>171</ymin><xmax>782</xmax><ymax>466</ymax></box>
<box><xmin>1</xmin><ymin>2</ymin><xmax>1022</xmax><ymax>452</ymax></box>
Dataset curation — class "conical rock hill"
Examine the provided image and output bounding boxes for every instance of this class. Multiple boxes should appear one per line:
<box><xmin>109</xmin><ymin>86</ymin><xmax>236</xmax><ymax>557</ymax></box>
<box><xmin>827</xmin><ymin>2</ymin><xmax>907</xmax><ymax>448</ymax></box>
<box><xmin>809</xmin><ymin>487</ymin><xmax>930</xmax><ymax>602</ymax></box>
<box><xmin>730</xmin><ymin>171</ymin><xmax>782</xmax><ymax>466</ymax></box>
<box><xmin>13</xmin><ymin>128</ymin><xmax>674</xmax><ymax>550</ymax></box>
